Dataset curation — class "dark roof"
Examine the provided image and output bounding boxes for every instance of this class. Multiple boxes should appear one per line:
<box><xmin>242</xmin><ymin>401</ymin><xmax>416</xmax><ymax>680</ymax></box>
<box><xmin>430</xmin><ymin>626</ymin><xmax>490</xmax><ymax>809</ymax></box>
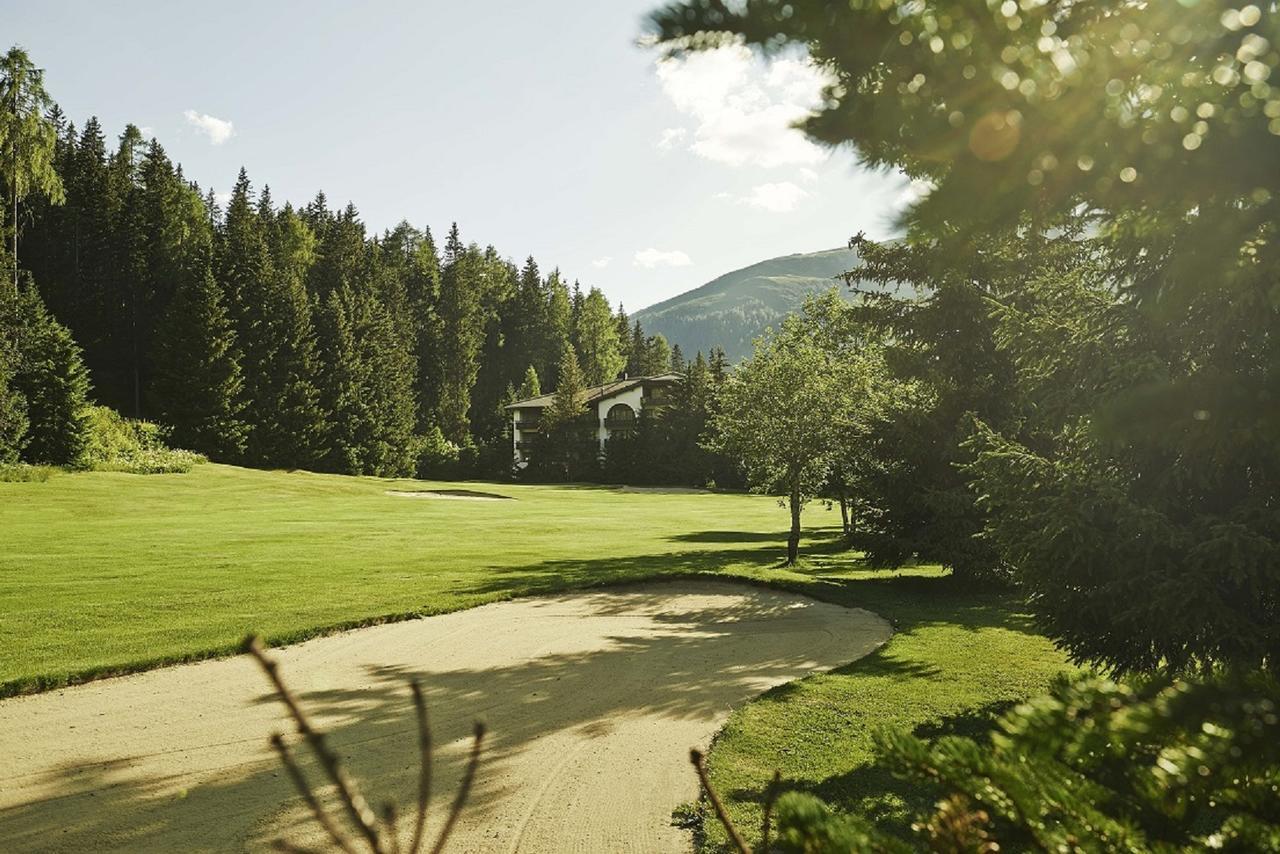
<box><xmin>505</xmin><ymin>373</ymin><xmax>681</xmax><ymax>410</ymax></box>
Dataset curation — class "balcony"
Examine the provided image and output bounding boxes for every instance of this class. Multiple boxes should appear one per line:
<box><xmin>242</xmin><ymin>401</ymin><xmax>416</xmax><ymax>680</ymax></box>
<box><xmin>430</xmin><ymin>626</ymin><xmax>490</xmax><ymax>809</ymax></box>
<box><xmin>603</xmin><ymin>417</ymin><xmax>637</xmax><ymax>431</ymax></box>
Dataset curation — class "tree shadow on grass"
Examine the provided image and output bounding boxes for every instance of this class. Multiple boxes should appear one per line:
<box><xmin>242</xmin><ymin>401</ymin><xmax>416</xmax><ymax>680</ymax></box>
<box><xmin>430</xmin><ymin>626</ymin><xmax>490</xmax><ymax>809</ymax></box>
<box><xmin>783</xmin><ymin>699</ymin><xmax>1015</xmax><ymax>840</ymax></box>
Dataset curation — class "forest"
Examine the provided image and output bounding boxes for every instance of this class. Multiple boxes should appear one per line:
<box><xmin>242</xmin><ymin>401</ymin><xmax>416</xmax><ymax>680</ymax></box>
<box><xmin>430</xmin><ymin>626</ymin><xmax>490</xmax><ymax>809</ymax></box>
<box><xmin>0</xmin><ymin>45</ymin><xmax>706</xmax><ymax>482</ymax></box>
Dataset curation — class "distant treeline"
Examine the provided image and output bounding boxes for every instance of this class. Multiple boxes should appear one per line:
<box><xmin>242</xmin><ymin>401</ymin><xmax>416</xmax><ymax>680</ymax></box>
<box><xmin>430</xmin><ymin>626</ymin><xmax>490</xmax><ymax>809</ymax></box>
<box><xmin>9</xmin><ymin>98</ymin><xmax>710</xmax><ymax>478</ymax></box>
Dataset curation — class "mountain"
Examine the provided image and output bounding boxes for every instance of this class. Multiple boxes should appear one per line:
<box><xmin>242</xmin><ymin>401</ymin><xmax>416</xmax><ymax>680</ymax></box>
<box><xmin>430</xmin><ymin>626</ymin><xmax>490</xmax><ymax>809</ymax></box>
<box><xmin>633</xmin><ymin>246</ymin><xmax>900</xmax><ymax>362</ymax></box>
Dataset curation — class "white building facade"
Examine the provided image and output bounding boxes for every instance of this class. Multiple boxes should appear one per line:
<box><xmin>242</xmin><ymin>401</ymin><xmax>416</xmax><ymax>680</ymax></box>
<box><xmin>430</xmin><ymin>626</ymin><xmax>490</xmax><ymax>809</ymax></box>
<box><xmin>506</xmin><ymin>374</ymin><xmax>680</xmax><ymax>468</ymax></box>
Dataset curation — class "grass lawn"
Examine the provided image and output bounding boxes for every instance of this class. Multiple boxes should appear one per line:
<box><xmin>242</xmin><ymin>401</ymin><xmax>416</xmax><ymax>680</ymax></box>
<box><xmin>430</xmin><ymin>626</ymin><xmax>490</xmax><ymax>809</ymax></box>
<box><xmin>3</xmin><ymin>461</ymin><xmax>1073</xmax><ymax>847</ymax></box>
<box><xmin>1</xmin><ymin>462</ymin><xmax>811</xmax><ymax>696</ymax></box>
<box><xmin>693</xmin><ymin>560</ymin><xmax>1077</xmax><ymax>848</ymax></box>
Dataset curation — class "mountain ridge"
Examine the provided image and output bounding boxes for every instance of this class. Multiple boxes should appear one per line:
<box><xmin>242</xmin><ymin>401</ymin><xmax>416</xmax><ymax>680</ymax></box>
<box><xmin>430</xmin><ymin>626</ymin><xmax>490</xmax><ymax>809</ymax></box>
<box><xmin>633</xmin><ymin>246</ymin><xmax>869</xmax><ymax>362</ymax></box>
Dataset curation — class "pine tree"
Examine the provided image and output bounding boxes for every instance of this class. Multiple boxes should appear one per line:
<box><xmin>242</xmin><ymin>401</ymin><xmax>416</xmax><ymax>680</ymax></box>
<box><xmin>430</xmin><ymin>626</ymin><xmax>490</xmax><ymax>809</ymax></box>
<box><xmin>1</xmin><ymin>47</ymin><xmax>65</xmax><ymax>294</ymax></box>
<box><xmin>315</xmin><ymin>285</ymin><xmax>366</xmax><ymax>474</ymax></box>
<box><xmin>576</xmin><ymin>287</ymin><xmax>625</xmax><ymax>386</ymax></box>
<box><xmin>254</xmin><ymin>203</ymin><xmax>327</xmax><ymax>468</ymax></box>
<box><xmin>614</xmin><ymin>303</ymin><xmax>631</xmax><ymax>373</ymax></box>
<box><xmin>641</xmin><ymin>334</ymin><xmax>671</xmax><ymax>376</ymax></box>
<box><xmin>518</xmin><ymin>365</ymin><xmax>541</xmax><ymax>399</ymax></box>
<box><xmin>434</xmin><ymin>223</ymin><xmax>486</xmax><ymax>443</ymax></box>
<box><xmin>530</xmin><ymin>343</ymin><xmax>597</xmax><ymax>481</ymax></box>
<box><xmin>150</xmin><ymin>262</ymin><xmax>248</xmax><ymax>460</ymax></box>
<box><xmin>627</xmin><ymin>320</ymin><xmax>646</xmax><ymax>376</ymax></box>
<box><xmin>10</xmin><ymin>279</ymin><xmax>90</xmax><ymax>465</ymax></box>
<box><xmin>544</xmin><ymin>270</ymin><xmax>571</xmax><ymax>385</ymax></box>
<box><xmin>0</xmin><ymin>273</ymin><xmax>27</xmax><ymax>462</ymax></box>
<box><xmin>669</xmin><ymin>343</ymin><xmax>686</xmax><ymax>373</ymax></box>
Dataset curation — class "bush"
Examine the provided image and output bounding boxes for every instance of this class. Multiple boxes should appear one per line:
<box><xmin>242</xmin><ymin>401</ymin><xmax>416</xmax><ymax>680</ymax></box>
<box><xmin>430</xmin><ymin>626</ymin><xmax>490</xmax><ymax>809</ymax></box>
<box><xmin>0</xmin><ymin>463</ymin><xmax>57</xmax><ymax>482</ymax></box>
<box><xmin>705</xmin><ymin>672</ymin><xmax>1280</xmax><ymax>852</ymax></box>
<box><xmin>79</xmin><ymin>406</ymin><xmax>206</xmax><ymax>474</ymax></box>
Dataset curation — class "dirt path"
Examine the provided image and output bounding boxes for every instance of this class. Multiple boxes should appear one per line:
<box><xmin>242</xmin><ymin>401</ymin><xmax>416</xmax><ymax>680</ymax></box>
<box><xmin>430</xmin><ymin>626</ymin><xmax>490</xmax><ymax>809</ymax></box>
<box><xmin>0</xmin><ymin>581</ymin><xmax>889</xmax><ymax>853</ymax></box>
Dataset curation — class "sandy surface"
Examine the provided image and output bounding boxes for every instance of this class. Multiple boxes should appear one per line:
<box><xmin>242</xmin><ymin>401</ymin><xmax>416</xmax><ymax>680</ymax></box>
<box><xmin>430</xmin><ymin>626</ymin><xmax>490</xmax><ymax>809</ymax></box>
<box><xmin>0</xmin><ymin>581</ymin><xmax>889</xmax><ymax>853</ymax></box>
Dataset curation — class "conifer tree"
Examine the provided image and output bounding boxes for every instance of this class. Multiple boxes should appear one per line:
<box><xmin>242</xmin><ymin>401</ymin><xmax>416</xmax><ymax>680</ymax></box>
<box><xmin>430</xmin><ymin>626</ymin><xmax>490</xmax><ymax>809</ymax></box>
<box><xmin>10</xmin><ymin>279</ymin><xmax>90</xmax><ymax>465</ymax></box>
<box><xmin>669</xmin><ymin>343</ymin><xmax>685</xmax><ymax>373</ymax></box>
<box><xmin>576</xmin><ymin>287</ymin><xmax>625</xmax><ymax>386</ymax></box>
<box><xmin>518</xmin><ymin>365</ymin><xmax>541</xmax><ymax>399</ymax></box>
<box><xmin>614</xmin><ymin>303</ymin><xmax>631</xmax><ymax>372</ymax></box>
<box><xmin>627</xmin><ymin>320</ymin><xmax>646</xmax><ymax>376</ymax></box>
<box><xmin>434</xmin><ymin>223</ymin><xmax>485</xmax><ymax>443</ymax></box>
<box><xmin>641</xmin><ymin>333</ymin><xmax>671</xmax><ymax>376</ymax></box>
<box><xmin>1</xmin><ymin>47</ymin><xmax>65</xmax><ymax>294</ymax></box>
<box><xmin>253</xmin><ymin>203</ymin><xmax>327</xmax><ymax>468</ymax></box>
<box><xmin>151</xmin><ymin>262</ymin><xmax>248</xmax><ymax>460</ymax></box>
<box><xmin>544</xmin><ymin>270</ymin><xmax>571</xmax><ymax>385</ymax></box>
<box><xmin>314</xmin><ymin>285</ymin><xmax>366</xmax><ymax>474</ymax></box>
<box><xmin>0</xmin><ymin>336</ymin><xmax>25</xmax><ymax>463</ymax></box>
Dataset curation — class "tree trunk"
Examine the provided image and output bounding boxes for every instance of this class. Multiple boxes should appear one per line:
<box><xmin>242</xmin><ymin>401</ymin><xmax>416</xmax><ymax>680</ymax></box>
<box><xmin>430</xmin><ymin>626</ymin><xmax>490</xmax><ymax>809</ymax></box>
<box><xmin>786</xmin><ymin>479</ymin><xmax>801</xmax><ymax>565</ymax></box>
<box><xmin>839</xmin><ymin>491</ymin><xmax>850</xmax><ymax>537</ymax></box>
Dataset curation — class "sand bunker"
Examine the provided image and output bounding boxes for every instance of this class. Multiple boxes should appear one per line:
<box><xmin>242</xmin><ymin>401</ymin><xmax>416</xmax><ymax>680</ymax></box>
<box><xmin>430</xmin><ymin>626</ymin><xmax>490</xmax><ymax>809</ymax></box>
<box><xmin>0</xmin><ymin>581</ymin><xmax>889</xmax><ymax>853</ymax></box>
<box><xmin>386</xmin><ymin>488</ymin><xmax>514</xmax><ymax>501</ymax></box>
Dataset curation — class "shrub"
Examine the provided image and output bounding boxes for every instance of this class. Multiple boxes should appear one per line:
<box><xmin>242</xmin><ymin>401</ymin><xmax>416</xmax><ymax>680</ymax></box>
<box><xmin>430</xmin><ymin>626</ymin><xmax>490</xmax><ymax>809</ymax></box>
<box><xmin>79</xmin><ymin>406</ymin><xmax>206</xmax><ymax>474</ymax></box>
<box><xmin>0</xmin><ymin>463</ymin><xmax>57</xmax><ymax>482</ymax></box>
<box><xmin>700</xmin><ymin>672</ymin><xmax>1280</xmax><ymax>852</ymax></box>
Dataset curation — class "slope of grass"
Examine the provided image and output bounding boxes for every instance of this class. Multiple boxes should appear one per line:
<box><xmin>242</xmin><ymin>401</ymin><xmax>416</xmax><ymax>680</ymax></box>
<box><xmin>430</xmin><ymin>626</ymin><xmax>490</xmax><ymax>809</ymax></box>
<box><xmin>0</xmin><ymin>463</ymin><xmax>819</xmax><ymax>696</ymax></box>
<box><xmin>694</xmin><ymin>559</ymin><xmax>1077</xmax><ymax>848</ymax></box>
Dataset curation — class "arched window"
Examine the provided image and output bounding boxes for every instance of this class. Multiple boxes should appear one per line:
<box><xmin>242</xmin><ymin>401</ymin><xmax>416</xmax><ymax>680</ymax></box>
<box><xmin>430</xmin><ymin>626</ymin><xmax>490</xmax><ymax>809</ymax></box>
<box><xmin>604</xmin><ymin>403</ymin><xmax>636</xmax><ymax>430</ymax></box>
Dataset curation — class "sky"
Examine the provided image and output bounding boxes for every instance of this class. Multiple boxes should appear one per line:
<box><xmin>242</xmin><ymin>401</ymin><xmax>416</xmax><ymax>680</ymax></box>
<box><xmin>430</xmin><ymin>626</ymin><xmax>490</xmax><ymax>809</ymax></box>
<box><xmin>4</xmin><ymin>0</ymin><xmax>912</xmax><ymax>311</ymax></box>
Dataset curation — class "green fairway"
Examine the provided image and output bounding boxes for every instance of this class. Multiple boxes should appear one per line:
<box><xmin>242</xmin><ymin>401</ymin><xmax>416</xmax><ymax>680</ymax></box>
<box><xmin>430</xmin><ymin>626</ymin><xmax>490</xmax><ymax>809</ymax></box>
<box><xmin>1</xmin><ymin>463</ymin><xmax>816</xmax><ymax>696</ymax></box>
<box><xmin>695</xmin><ymin>561</ymin><xmax>1076</xmax><ymax>847</ymax></box>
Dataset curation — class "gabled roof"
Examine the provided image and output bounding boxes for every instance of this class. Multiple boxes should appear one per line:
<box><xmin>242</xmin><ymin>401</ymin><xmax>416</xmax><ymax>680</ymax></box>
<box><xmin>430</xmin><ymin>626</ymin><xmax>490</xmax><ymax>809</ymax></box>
<box><xmin>505</xmin><ymin>373</ymin><xmax>681</xmax><ymax>410</ymax></box>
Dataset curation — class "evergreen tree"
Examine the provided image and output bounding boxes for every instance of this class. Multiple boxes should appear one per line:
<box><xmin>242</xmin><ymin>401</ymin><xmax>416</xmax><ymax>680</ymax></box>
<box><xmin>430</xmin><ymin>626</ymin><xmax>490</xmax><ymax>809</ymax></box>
<box><xmin>434</xmin><ymin>223</ymin><xmax>485</xmax><ymax>443</ymax></box>
<box><xmin>0</xmin><ymin>266</ymin><xmax>27</xmax><ymax>462</ymax></box>
<box><xmin>529</xmin><ymin>343</ymin><xmax>596</xmax><ymax>481</ymax></box>
<box><xmin>253</xmin><ymin>202</ymin><xmax>327</xmax><ymax>468</ymax></box>
<box><xmin>641</xmin><ymin>333</ymin><xmax>671</xmax><ymax>376</ymax></box>
<box><xmin>614</xmin><ymin>303</ymin><xmax>631</xmax><ymax>373</ymax></box>
<box><xmin>544</xmin><ymin>270</ymin><xmax>571</xmax><ymax>385</ymax></box>
<box><xmin>518</xmin><ymin>365</ymin><xmax>541</xmax><ymax>399</ymax></box>
<box><xmin>0</xmin><ymin>335</ymin><xmax>25</xmax><ymax>463</ymax></box>
<box><xmin>627</xmin><ymin>320</ymin><xmax>646</xmax><ymax>376</ymax></box>
<box><xmin>150</xmin><ymin>261</ymin><xmax>248</xmax><ymax>460</ymax></box>
<box><xmin>0</xmin><ymin>47</ymin><xmax>65</xmax><ymax>294</ymax></box>
<box><xmin>314</xmin><ymin>285</ymin><xmax>366</xmax><ymax>474</ymax></box>
<box><xmin>10</xmin><ymin>279</ymin><xmax>90</xmax><ymax>465</ymax></box>
<box><xmin>576</xmin><ymin>287</ymin><xmax>625</xmax><ymax>386</ymax></box>
<box><xmin>669</xmin><ymin>343</ymin><xmax>685</xmax><ymax>373</ymax></box>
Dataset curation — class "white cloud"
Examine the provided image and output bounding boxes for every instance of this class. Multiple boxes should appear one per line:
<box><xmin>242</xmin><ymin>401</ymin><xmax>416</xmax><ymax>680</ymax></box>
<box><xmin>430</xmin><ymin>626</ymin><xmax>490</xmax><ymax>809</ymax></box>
<box><xmin>654</xmin><ymin>45</ymin><xmax>831</xmax><ymax>168</ymax></box>
<box><xmin>183</xmin><ymin>109</ymin><xmax>235</xmax><ymax>145</ymax></box>
<box><xmin>139</xmin><ymin>126</ymin><xmax>155</xmax><ymax>139</ymax></box>
<box><xmin>798</xmin><ymin>167</ymin><xmax>819</xmax><ymax>183</ymax></box>
<box><xmin>634</xmin><ymin>248</ymin><xmax>692</xmax><ymax>269</ymax></box>
<box><xmin>213</xmin><ymin>190</ymin><xmax>232</xmax><ymax>208</ymax></box>
<box><xmin>657</xmin><ymin>127</ymin><xmax>688</xmax><ymax>151</ymax></box>
<box><xmin>740</xmin><ymin>181</ymin><xmax>809</xmax><ymax>212</ymax></box>
<box><xmin>592</xmin><ymin>256</ymin><xmax>612</xmax><ymax>269</ymax></box>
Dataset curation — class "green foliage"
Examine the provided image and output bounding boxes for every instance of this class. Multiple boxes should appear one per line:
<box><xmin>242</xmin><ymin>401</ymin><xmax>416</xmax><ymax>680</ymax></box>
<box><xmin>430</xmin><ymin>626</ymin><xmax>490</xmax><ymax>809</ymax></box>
<box><xmin>0</xmin><ymin>462</ymin><xmax>54</xmax><ymax>482</ymax></box>
<box><xmin>876</xmin><ymin>672</ymin><xmax>1280</xmax><ymax>852</ymax></box>
<box><xmin>527</xmin><ymin>344</ymin><xmax>598</xmax><ymax>481</ymax></box>
<box><xmin>150</xmin><ymin>259</ymin><xmax>248</xmax><ymax>462</ymax></box>
<box><xmin>710</xmin><ymin>305</ymin><xmax>863</xmax><ymax>562</ymax></box>
<box><xmin>79</xmin><ymin>404</ymin><xmax>205</xmax><ymax>474</ymax></box>
<box><xmin>633</xmin><ymin>247</ymin><xmax>897</xmax><ymax>362</ymax></box>
<box><xmin>0</xmin><ymin>307</ymin><xmax>26</xmax><ymax>463</ymax></box>
<box><xmin>9</xmin><ymin>280</ymin><xmax>89</xmax><ymax>465</ymax></box>
<box><xmin>577</xmin><ymin>286</ymin><xmax>625</xmax><ymax>385</ymax></box>
<box><xmin>0</xmin><ymin>46</ymin><xmax>65</xmax><ymax>285</ymax></box>
<box><xmin>518</xmin><ymin>365</ymin><xmax>541</xmax><ymax>399</ymax></box>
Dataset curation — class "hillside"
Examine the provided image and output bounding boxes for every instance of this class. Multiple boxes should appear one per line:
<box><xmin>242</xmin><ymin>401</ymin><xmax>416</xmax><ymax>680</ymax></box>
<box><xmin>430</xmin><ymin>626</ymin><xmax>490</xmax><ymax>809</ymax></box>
<box><xmin>633</xmin><ymin>246</ymin><xmax>903</xmax><ymax>361</ymax></box>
